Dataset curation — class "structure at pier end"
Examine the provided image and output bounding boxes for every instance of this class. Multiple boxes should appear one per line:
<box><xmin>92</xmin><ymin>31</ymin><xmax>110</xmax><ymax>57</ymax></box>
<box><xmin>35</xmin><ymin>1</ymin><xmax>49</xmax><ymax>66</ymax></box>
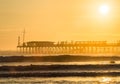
<box><xmin>17</xmin><ymin>40</ymin><xmax>120</xmax><ymax>55</ymax></box>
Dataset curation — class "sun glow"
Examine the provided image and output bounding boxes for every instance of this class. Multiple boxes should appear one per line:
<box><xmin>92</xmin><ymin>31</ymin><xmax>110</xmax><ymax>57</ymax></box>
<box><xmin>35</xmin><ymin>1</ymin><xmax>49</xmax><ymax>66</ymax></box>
<box><xmin>100</xmin><ymin>77</ymin><xmax>112</xmax><ymax>83</ymax></box>
<box><xmin>99</xmin><ymin>5</ymin><xmax>109</xmax><ymax>15</ymax></box>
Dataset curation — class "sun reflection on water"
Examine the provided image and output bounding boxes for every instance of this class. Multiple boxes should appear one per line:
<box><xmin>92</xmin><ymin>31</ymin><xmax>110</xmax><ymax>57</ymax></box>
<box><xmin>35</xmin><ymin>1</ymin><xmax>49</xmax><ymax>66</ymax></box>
<box><xmin>100</xmin><ymin>77</ymin><xmax>112</xmax><ymax>83</ymax></box>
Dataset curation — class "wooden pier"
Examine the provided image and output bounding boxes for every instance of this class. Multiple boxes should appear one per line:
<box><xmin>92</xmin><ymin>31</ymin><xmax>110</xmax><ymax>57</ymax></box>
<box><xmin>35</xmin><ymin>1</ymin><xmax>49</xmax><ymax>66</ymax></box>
<box><xmin>17</xmin><ymin>41</ymin><xmax>120</xmax><ymax>55</ymax></box>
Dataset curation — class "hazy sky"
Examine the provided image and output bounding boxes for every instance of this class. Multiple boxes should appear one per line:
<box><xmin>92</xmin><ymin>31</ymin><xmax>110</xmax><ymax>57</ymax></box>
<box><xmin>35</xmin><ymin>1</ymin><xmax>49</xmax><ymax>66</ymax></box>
<box><xmin>0</xmin><ymin>0</ymin><xmax>120</xmax><ymax>50</ymax></box>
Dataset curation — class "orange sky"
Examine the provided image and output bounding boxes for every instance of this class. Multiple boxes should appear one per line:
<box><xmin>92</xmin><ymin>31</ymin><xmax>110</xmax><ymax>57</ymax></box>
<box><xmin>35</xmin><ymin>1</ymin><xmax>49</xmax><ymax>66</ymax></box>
<box><xmin>0</xmin><ymin>0</ymin><xmax>120</xmax><ymax>50</ymax></box>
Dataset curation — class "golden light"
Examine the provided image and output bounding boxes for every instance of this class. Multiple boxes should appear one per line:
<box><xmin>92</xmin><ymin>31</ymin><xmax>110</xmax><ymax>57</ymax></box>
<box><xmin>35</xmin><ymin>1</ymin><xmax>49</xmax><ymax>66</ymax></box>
<box><xmin>99</xmin><ymin>5</ymin><xmax>109</xmax><ymax>15</ymax></box>
<box><xmin>100</xmin><ymin>77</ymin><xmax>112</xmax><ymax>83</ymax></box>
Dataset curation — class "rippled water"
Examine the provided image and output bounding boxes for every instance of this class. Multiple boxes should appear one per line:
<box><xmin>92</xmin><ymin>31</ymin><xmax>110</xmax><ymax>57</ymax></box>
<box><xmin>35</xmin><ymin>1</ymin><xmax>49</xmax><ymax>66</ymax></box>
<box><xmin>0</xmin><ymin>61</ymin><xmax>120</xmax><ymax>66</ymax></box>
<box><xmin>0</xmin><ymin>77</ymin><xmax>120</xmax><ymax>84</ymax></box>
<box><xmin>0</xmin><ymin>54</ymin><xmax>120</xmax><ymax>84</ymax></box>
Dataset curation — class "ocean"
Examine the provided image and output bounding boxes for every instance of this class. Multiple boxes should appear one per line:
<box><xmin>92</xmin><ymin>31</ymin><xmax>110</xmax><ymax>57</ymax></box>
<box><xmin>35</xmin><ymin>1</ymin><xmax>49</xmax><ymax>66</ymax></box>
<box><xmin>0</xmin><ymin>54</ymin><xmax>120</xmax><ymax>84</ymax></box>
<box><xmin>0</xmin><ymin>61</ymin><xmax>120</xmax><ymax>84</ymax></box>
<box><xmin>0</xmin><ymin>77</ymin><xmax>120</xmax><ymax>84</ymax></box>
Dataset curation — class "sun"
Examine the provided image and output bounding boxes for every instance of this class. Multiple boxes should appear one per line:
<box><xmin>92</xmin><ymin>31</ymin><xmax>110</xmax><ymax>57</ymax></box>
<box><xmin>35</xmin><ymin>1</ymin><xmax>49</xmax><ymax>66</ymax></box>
<box><xmin>99</xmin><ymin>5</ymin><xmax>109</xmax><ymax>15</ymax></box>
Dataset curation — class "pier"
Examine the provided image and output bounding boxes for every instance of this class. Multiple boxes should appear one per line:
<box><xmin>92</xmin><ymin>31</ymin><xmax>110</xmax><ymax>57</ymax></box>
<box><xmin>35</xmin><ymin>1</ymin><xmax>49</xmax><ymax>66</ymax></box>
<box><xmin>17</xmin><ymin>41</ymin><xmax>120</xmax><ymax>55</ymax></box>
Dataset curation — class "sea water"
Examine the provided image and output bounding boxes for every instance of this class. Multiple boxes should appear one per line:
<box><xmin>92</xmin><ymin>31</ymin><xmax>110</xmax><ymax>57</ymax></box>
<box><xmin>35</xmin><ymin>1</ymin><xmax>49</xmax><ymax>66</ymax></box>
<box><xmin>0</xmin><ymin>77</ymin><xmax>120</xmax><ymax>84</ymax></box>
<box><xmin>1</xmin><ymin>61</ymin><xmax>120</xmax><ymax>66</ymax></box>
<box><xmin>0</xmin><ymin>54</ymin><xmax>120</xmax><ymax>84</ymax></box>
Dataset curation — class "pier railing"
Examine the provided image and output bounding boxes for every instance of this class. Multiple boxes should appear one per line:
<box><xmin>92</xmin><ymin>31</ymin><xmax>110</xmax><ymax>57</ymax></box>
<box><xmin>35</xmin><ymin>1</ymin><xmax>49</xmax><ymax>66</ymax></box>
<box><xmin>17</xmin><ymin>41</ymin><xmax>120</xmax><ymax>55</ymax></box>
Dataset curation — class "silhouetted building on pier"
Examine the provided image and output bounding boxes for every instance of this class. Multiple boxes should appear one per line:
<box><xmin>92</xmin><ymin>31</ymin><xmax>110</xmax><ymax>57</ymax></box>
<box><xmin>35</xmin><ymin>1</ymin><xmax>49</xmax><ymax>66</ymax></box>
<box><xmin>17</xmin><ymin>41</ymin><xmax>120</xmax><ymax>55</ymax></box>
